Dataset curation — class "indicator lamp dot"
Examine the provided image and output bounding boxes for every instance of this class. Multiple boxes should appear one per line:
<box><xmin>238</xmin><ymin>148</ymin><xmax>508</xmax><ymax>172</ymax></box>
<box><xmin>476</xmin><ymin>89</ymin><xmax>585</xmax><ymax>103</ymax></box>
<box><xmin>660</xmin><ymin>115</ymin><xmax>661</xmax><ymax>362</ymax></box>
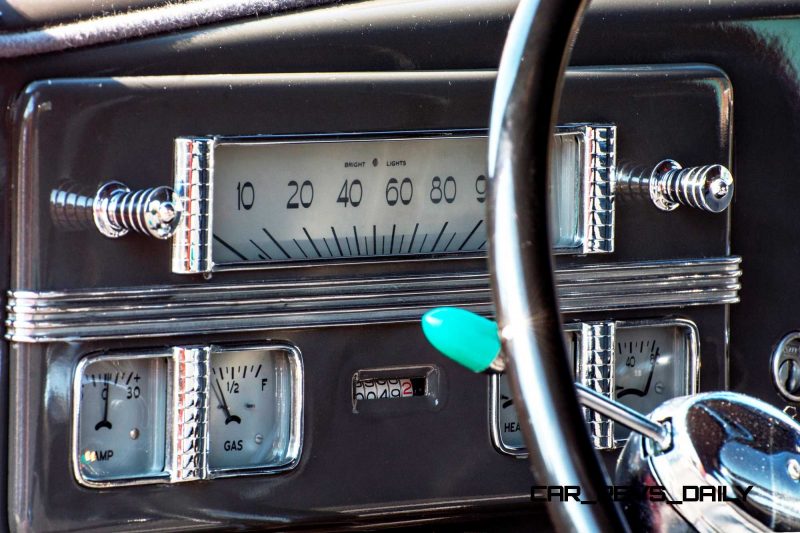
<box><xmin>129</xmin><ymin>428</ymin><xmax>140</xmax><ymax>440</ymax></box>
<box><xmin>372</xmin><ymin>158</ymin><xmax>379</xmax><ymax>167</ymax></box>
<box><xmin>255</xmin><ymin>433</ymin><xmax>264</xmax><ymax>445</ymax></box>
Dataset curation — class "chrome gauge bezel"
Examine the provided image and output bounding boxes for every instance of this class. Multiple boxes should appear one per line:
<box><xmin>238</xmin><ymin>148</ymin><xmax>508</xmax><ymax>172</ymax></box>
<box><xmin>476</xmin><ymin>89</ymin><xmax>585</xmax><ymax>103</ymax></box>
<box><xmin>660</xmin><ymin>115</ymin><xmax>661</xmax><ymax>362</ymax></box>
<box><xmin>207</xmin><ymin>342</ymin><xmax>304</xmax><ymax>479</ymax></box>
<box><xmin>171</xmin><ymin>125</ymin><xmax>615</xmax><ymax>275</ymax></box>
<box><xmin>71</xmin><ymin>349</ymin><xmax>174</xmax><ymax>488</ymax></box>
<box><xmin>71</xmin><ymin>342</ymin><xmax>304</xmax><ymax>488</ymax></box>
<box><xmin>489</xmin><ymin>317</ymin><xmax>700</xmax><ymax>457</ymax></box>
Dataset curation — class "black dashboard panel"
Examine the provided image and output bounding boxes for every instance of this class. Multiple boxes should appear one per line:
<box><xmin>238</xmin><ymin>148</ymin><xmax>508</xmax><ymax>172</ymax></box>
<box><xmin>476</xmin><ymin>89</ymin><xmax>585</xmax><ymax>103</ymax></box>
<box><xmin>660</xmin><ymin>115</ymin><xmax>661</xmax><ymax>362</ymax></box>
<box><xmin>6</xmin><ymin>65</ymin><xmax>737</xmax><ymax>530</ymax></box>
<box><xmin>2</xmin><ymin>0</ymin><xmax>800</xmax><ymax>531</ymax></box>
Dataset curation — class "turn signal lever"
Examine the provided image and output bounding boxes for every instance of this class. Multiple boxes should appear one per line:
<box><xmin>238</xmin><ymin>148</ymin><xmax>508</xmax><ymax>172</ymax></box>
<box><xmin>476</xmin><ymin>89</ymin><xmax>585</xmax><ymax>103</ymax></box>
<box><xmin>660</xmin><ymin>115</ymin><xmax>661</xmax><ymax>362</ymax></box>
<box><xmin>422</xmin><ymin>307</ymin><xmax>800</xmax><ymax>532</ymax></box>
<box><xmin>616</xmin><ymin>159</ymin><xmax>734</xmax><ymax>213</ymax></box>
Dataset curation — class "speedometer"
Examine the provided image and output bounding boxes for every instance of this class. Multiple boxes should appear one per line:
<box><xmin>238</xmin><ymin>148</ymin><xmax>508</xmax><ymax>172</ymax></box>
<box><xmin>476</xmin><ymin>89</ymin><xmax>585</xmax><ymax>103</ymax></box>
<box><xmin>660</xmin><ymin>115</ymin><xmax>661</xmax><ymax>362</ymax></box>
<box><xmin>213</xmin><ymin>136</ymin><xmax>489</xmax><ymax>263</ymax></box>
<box><xmin>172</xmin><ymin>126</ymin><xmax>616</xmax><ymax>274</ymax></box>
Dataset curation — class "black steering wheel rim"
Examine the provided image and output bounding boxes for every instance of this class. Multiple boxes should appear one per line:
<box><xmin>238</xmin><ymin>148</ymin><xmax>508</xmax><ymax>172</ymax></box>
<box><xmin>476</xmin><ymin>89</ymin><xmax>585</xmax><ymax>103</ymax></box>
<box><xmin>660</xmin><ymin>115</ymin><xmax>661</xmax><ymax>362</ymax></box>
<box><xmin>487</xmin><ymin>0</ymin><xmax>627</xmax><ymax>530</ymax></box>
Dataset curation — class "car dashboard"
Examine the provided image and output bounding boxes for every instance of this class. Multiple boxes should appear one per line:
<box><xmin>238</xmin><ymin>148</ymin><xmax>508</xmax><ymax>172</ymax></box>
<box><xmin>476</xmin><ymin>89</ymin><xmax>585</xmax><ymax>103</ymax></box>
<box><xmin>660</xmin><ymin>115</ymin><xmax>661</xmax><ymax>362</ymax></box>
<box><xmin>0</xmin><ymin>0</ymin><xmax>799</xmax><ymax>531</ymax></box>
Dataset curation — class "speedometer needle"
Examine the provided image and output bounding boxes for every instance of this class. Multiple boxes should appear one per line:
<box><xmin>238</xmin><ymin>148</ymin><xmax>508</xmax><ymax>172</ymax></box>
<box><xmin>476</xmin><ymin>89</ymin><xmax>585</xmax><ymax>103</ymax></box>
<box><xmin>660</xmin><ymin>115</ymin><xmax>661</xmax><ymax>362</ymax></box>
<box><xmin>214</xmin><ymin>378</ymin><xmax>241</xmax><ymax>425</ymax></box>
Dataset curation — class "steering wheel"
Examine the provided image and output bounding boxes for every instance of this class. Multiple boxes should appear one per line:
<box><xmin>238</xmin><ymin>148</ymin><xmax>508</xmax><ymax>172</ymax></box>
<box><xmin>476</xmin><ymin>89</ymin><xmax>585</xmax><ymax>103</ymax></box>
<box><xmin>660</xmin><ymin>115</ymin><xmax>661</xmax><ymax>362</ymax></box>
<box><xmin>486</xmin><ymin>0</ymin><xmax>627</xmax><ymax>530</ymax></box>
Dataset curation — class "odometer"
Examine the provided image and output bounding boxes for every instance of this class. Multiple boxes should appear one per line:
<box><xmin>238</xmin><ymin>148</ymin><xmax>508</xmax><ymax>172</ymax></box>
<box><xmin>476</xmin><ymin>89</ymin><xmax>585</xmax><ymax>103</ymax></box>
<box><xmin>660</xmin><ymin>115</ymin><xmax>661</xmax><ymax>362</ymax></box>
<box><xmin>172</xmin><ymin>127</ymin><xmax>616</xmax><ymax>274</ymax></box>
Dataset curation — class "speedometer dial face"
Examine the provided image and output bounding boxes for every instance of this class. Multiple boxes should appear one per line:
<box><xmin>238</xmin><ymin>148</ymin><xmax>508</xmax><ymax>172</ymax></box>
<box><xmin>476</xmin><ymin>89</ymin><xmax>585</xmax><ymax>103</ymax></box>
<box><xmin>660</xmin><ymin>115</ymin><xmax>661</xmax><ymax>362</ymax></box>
<box><xmin>208</xmin><ymin>133</ymin><xmax>586</xmax><ymax>266</ymax></box>
<box><xmin>207</xmin><ymin>347</ymin><xmax>301</xmax><ymax>473</ymax></box>
<box><xmin>211</xmin><ymin>136</ymin><xmax>489</xmax><ymax>265</ymax></box>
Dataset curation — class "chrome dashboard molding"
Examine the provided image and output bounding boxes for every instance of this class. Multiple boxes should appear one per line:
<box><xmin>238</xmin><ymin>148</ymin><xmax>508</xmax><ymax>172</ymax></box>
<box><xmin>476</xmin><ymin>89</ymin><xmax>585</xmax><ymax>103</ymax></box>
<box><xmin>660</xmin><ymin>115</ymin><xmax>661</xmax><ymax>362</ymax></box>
<box><xmin>170</xmin><ymin>125</ymin><xmax>615</xmax><ymax>275</ymax></box>
<box><xmin>490</xmin><ymin>317</ymin><xmax>701</xmax><ymax>456</ymax></box>
<box><xmin>172</xmin><ymin>137</ymin><xmax>214</xmax><ymax>275</ymax></box>
<box><xmin>580</xmin><ymin>124</ymin><xmax>615</xmax><ymax>254</ymax></box>
<box><xmin>8</xmin><ymin>257</ymin><xmax>740</xmax><ymax>343</ymax></box>
<box><xmin>170</xmin><ymin>346</ymin><xmax>209</xmax><ymax>483</ymax></box>
<box><xmin>578</xmin><ymin>321</ymin><xmax>616</xmax><ymax>450</ymax></box>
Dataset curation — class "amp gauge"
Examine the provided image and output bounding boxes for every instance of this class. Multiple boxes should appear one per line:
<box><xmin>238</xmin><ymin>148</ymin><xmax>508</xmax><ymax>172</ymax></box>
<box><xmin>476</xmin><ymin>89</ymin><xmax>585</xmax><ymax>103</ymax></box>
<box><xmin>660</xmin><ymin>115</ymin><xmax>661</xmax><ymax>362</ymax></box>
<box><xmin>207</xmin><ymin>344</ymin><xmax>303</xmax><ymax>477</ymax></box>
<box><xmin>73</xmin><ymin>353</ymin><xmax>169</xmax><ymax>486</ymax></box>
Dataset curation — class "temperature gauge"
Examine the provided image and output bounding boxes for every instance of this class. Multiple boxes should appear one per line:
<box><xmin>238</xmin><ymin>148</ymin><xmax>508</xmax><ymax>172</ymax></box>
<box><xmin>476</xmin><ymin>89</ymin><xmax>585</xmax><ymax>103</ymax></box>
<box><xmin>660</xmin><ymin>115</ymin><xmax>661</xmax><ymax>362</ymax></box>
<box><xmin>207</xmin><ymin>345</ymin><xmax>303</xmax><ymax>475</ymax></box>
<box><xmin>491</xmin><ymin>319</ymin><xmax>698</xmax><ymax>454</ymax></box>
<box><xmin>73</xmin><ymin>354</ymin><xmax>168</xmax><ymax>486</ymax></box>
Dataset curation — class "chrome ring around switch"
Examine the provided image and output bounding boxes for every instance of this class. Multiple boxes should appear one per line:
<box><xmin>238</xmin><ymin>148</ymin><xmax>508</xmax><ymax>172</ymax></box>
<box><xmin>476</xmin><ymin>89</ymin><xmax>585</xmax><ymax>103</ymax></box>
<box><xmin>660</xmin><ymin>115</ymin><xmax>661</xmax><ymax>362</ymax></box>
<box><xmin>772</xmin><ymin>332</ymin><xmax>800</xmax><ymax>403</ymax></box>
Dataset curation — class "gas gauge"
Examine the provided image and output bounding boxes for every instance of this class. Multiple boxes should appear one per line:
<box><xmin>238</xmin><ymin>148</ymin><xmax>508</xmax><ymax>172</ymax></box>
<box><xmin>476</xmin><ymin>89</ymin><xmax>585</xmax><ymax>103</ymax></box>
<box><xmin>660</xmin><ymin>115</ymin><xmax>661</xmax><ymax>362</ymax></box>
<box><xmin>73</xmin><ymin>354</ymin><xmax>169</xmax><ymax>485</ymax></box>
<box><xmin>207</xmin><ymin>345</ymin><xmax>303</xmax><ymax>475</ymax></box>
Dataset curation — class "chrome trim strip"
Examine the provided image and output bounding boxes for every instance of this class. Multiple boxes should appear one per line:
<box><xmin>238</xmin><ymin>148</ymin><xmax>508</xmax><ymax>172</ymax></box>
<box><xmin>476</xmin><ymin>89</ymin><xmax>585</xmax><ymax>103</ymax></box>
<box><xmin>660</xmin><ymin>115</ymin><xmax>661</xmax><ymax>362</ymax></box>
<box><xmin>8</xmin><ymin>257</ymin><xmax>741</xmax><ymax>342</ymax></box>
<box><xmin>581</xmin><ymin>124</ymin><xmax>615</xmax><ymax>254</ymax></box>
<box><xmin>172</xmin><ymin>138</ymin><xmax>214</xmax><ymax>275</ymax></box>
<box><xmin>170</xmin><ymin>346</ymin><xmax>209</xmax><ymax>483</ymax></box>
<box><xmin>578</xmin><ymin>321</ymin><xmax>616</xmax><ymax>450</ymax></box>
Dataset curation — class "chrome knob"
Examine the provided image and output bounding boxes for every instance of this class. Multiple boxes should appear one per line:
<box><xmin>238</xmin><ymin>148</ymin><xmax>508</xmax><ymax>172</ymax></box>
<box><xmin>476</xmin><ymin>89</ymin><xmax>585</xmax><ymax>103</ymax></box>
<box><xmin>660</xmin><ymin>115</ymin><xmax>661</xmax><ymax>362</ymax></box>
<box><xmin>50</xmin><ymin>181</ymin><xmax>181</xmax><ymax>239</ymax></box>
<box><xmin>617</xmin><ymin>159</ymin><xmax>734</xmax><ymax>213</ymax></box>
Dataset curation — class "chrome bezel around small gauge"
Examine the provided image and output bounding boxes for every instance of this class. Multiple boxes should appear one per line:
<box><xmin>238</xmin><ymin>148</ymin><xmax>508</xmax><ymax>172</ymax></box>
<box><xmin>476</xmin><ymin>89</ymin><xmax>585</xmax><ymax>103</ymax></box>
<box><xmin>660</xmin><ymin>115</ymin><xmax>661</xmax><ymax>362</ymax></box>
<box><xmin>206</xmin><ymin>342</ymin><xmax>304</xmax><ymax>479</ymax></box>
<box><xmin>171</xmin><ymin>125</ymin><xmax>615</xmax><ymax>275</ymax></box>
<box><xmin>489</xmin><ymin>317</ymin><xmax>700</xmax><ymax>456</ymax></box>
<box><xmin>71</xmin><ymin>349</ymin><xmax>174</xmax><ymax>489</ymax></box>
<box><xmin>489</xmin><ymin>323</ymin><xmax>583</xmax><ymax>457</ymax></box>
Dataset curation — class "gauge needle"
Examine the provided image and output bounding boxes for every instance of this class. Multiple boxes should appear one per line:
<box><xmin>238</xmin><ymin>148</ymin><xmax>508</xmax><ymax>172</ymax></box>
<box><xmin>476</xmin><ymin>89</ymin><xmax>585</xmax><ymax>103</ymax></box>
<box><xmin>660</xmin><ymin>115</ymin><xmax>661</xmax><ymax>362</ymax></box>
<box><xmin>214</xmin><ymin>378</ymin><xmax>241</xmax><ymax>425</ymax></box>
<box><xmin>617</xmin><ymin>352</ymin><xmax>658</xmax><ymax>398</ymax></box>
<box><xmin>94</xmin><ymin>381</ymin><xmax>113</xmax><ymax>431</ymax></box>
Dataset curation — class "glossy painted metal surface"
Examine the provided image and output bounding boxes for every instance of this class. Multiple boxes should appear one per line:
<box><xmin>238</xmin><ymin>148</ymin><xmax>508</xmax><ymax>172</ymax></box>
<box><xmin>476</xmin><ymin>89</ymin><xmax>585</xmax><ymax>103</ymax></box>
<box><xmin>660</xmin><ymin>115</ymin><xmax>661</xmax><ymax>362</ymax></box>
<box><xmin>487</xmin><ymin>0</ymin><xmax>626</xmax><ymax>531</ymax></box>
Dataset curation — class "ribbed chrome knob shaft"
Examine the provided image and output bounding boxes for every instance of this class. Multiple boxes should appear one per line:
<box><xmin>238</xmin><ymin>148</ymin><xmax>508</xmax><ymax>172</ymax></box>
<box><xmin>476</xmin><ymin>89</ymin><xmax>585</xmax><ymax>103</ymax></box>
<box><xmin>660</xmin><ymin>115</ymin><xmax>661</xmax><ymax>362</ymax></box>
<box><xmin>617</xmin><ymin>159</ymin><xmax>734</xmax><ymax>213</ymax></box>
<box><xmin>50</xmin><ymin>180</ymin><xmax>181</xmax><ymax>239</ymax></box>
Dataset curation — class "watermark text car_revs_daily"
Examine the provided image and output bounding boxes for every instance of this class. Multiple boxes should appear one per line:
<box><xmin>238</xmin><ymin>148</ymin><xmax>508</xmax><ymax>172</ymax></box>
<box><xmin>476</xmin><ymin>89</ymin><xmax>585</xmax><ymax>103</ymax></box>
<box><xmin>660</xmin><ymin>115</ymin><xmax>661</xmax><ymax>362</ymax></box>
<box><xmin>531</xmin><ymin>485</ymin><xmax>753</xmax><ymax>505</ymax></box>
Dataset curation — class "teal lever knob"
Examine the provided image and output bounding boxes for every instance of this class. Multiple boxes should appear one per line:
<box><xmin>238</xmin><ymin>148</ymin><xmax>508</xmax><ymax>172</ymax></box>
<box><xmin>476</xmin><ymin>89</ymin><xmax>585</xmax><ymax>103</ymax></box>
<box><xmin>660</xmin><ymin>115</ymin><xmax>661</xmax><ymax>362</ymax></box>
<box><xmin>421</xmin><ymin>307</ymin><xmax>503</xmax><ymax>372</ymax></box>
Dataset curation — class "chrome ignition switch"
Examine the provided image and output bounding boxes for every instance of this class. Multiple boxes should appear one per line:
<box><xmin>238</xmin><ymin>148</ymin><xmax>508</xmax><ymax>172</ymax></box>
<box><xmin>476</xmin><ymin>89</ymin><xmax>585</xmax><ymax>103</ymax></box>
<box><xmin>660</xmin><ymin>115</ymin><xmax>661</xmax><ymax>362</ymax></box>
<box><xmin>616</xmin><ymin>159</ymin><xmax>734</xmax><ymax>213</ymax></box>
<box><xmin>50</xmin><ymin>180</ymin><xmax>180</xmax><ymax>239</ymax></box>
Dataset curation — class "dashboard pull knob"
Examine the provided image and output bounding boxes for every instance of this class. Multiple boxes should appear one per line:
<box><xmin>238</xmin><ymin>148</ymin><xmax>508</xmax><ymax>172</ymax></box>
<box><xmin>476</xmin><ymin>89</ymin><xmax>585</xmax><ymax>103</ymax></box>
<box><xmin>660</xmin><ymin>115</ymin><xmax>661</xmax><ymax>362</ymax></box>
<box><xmin>616</xmin><ymin>159</ymin><xmax>734</xmax><ymax>213</ymax></box>
<box><xmin>50</xmin><ymin>180</ymin><xmax>181</xmax><ymax>239</ymax></box>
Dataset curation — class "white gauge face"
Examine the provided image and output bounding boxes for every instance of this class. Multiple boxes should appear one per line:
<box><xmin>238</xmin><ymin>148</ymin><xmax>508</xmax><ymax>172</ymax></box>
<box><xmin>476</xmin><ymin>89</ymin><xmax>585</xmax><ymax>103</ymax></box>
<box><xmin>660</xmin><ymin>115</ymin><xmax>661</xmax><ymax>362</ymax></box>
<box><xmin>614</xmin><ymin>326</ymin><xmax>689</xmax><ymax>441</ymax></box>
<box><xmin>493</xmin><ymin>324</ymin><xmax>693</xmax><ymax>453</ymax></box>
<box><xmin>209</xmin><ymin>133</ymin><xmax>585</xmax><ymax>266</ymax></box>
<box><xmin>208</xmin><ymin>348</ymin><xmax>298</xmax><ymax>472</ymax></box>
<box><xmin>76</xmin><ymin>357</ymin><xmax>168</xmax><ymax>482</ymax></box>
